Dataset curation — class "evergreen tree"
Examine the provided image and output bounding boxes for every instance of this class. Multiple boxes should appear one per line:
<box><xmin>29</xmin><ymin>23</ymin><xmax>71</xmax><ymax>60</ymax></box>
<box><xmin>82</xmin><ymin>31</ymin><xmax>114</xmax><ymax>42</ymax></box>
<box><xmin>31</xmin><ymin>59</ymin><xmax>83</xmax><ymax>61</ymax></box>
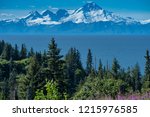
<box><xmin>0</xmin><ymin>78</ymin><xmax>9</xmax><ymax>99</ymax></box>
<box><xmin>131</xmin><ymin>63</ymin><xmax>142</xmax><ymax>92</ymax></box>
<box><xmin>9</xmin><ymin>68</ymin><xmax>17</xmax><ymax>100</ymax></box>
<box><xmin>26</xmin><ymin>56</ymin><xmax>40</xmax><ymax>99</ymax></box>
<box><xmin>47</xmin><ymin>38</ymin><xmax>64</xmax><ymax>81</ymax></box>
<box><xmin>144</xmin><ymin>50</ymin><xmax>150</xmax><ymax>88</ymax></box>
<box><xmin>35</xmin><ymin>52</ymin><xmax>42</xmax><ymax>65</ymax></box>
<box><xmin>20</xmin><ymin>44</ymin><xmax>27</xmax><ymax>59</ymax></box>
<box><xmin>28</xmin><ymin>47</ymin><xmax>34</xmax><ymax>57</ymax></box>
<box><xmin>112</xmin><ymin>58</ymin><xmax>120</xmax><ymax>79</ymax></box>
<box><xmin>65</xmin><ymin>48</ymin><xmax>85</xmax><ymax>96</ymax></box>
<box><xmin>47</xmin><ymin>38</ymin><xmax>65</xmax><ymax>98</ymax></box>
<box><xmin>1</xmin><ymin>44</ymin><xmax>12</xmax><ymax>60</ymax></box>
<box><xmin>0</xmin><ymin>40</ymin><xmax>5</xmax><ymax>55</ymax></box>
<box><xmin>17</xmin><ymin>74</ymin><xmax>28</xmax><ymax>99</ymax></box>
<box><xmin>98</xmin><ymin>59</ymin><xmax>103</xmax><ymax>79</ymax></box>
<box><xmin>86</xmin><ymin>49</ymin><xmax>93</xmax><ymax>75</ymax></box>
<box><xmin>42</xmin><ymin>50</ymin><xmax>48</xmax><ymax>67</ymax></box>
<box><xmin>125</xmin><ymin>67</ymin><xmax>132</xmax><ymax>86</ymax></box>
<box><xmin>13</xmin><ymin>44</ymin><xmax>19</xmax><ymax>60</ymax></box>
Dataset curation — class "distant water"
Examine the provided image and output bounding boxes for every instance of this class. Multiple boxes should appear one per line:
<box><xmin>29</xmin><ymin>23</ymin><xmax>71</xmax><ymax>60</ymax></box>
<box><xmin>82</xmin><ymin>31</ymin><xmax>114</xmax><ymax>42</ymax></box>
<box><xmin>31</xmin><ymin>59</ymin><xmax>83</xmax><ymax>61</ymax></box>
<box><xmin>0</xmin><ymin>35</ymin><xmax>150</xmax><ymax>74</ymax></box>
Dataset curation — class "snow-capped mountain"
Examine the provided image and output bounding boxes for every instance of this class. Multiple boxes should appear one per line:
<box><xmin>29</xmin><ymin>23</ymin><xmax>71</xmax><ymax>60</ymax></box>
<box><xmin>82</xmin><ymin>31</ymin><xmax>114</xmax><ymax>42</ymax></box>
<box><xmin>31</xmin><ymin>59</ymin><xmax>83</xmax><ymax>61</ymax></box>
<box><xmin>16</xmin><ymin>2</ymin><xmax>138</xmax><ymax>25</ymax></box>
<box><xmin>56</xmin><ymin>9</ymin><xmax>69</xmax><ymax>20</ymax></box>
<box><xmin>42</xmin><ymin>10</ymin><xmax>55</xmax><ymax>18</ymax></box>
<box><xmin>63</xmin><ymin>2</ymin><xmax>125</xmax><ymax>23</ymax></box>
<box><xmin>0</xmin><ymin>2</ymin><xmax>150</xmax><ymax>34</ymax></box>
<box><xmin>24</xmin><ymin>11</ymin><xmax>43</xmax><ymax>20</ymax></box>
<box><xmin>20</xmin><ymin>9</ymin><xmax>70</xmax><ymax>25</ymax></box>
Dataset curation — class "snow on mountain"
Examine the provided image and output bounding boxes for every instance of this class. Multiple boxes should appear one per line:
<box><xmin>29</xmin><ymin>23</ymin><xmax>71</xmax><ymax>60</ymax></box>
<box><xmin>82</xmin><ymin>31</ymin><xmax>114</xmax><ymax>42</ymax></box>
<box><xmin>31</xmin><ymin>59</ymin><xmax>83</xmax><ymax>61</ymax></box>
<box><xmin>24</xmin><ymin>11</ymin><xmax>43</xmax><ymax>20</ymax></box>
<box><xmin>21</xmin><ymin>9</ymin><xmax>70</xmax><ymax>25</ymax></box>
<box><xmin>27</xmin><ymin>17</ymin><xmax>61</xmax><ymax>26</ymax></box>
<box><xmin>17</xmin><ymin>2</ymin><xmax>139</xmax><ymax>25</ymax></box>
<box><xmin>62</xmin><ymin>2</ymin><xmax>129</xmax><ymax>23</ymax></box>
<box><xmin>56</xmin><ymin>9</ymin><xmax>69</xmax><ymax>20</ymax></box>
<box><xmin>41</xmin><ymin>10</ymin><xmax>56</xmax><ymax>20</ymax></box>
<box><xmin>22</xmin><ymin>10</ymin><xmax>61</xmax><ymax>26</ymax></box>
<box><xmin>140</xmin><ymin>19</ymin><xmax>150</xmax><ymax>24</ymax></box>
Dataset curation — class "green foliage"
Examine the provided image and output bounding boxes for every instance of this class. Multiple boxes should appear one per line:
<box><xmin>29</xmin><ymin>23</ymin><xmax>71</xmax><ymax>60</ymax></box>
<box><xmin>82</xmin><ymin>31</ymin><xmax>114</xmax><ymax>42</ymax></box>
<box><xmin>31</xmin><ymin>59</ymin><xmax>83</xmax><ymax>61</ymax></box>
<box><xmin>1</xmin><ymin>43</ymin><xmax>12</xmax><ymax>60</ymax></box>
<box><xmin>0</xmin><ymin>40</ymin><xmax>5</xmax><ymax>55</ymax></box>
<box><xmin>144</xmin><ymin>50</ymin><xmax>150</xmax><ymax>88</ymax></box>
<box><xmin>26</xmin><ymin>56</ymin><xmax>40</xmax><ymax>99</ymax></box>
<box><xmin>13</xmin><ymin>44</ymin><xmax>19</xmax><ymax>60</ymax></box>
<box><xmin>45</xmin><ymin>81</ymin><xmax>60</xmax><ymax>100</ymax></box>
<box><xmin>74</xmin><ymin>76</ymin><xmax>129</xmax><ymax>100</ymax></box>
<box><xmin>17</xmin><ymin>74</ymin><xmax>28</xmax><ymax>99</ymax></box>
<box><xmin>20</xmin><ymin>44</ymin><xmax>27</xmax><ymax>59</ymax></box>
<box><xmin>34</xmin><ymin>80</ymin><xmax>60</xmax><ymax>100</ymax></box>
<box><xmin>65</xmin><ymin>48</ymin><xmax>85</xmax><ymax>96</ymax></box>
<box><xmin>9</xmin><ymin>68</ymin><xmax>17</xmax><ymax>100</ymax></box>
<box><xmin>131</xmin><ymin>63</ymin><xmax>142</xmax><ymax>92</ymax></box>
<box><xmin>112</xmin><ymin>58</ymin><xmax>120</xmax><ymax>79</ymax></box>
<box><xmin>47</xmin><ymin>38</ymin><xmax>64</xmax><ymax>81</ymax></box>
<box><xmin>28</xmin><ymin>47</ymin><xmax>34</xmax><ymax>57</ymax></box>
<box><xmin>34</xmin><ymin>89</ymin><xmax>46</xmax><ymax>100</ymax></box>
<box><xmin>0</xmin><ymin>78</ymin><xmax>9</xmax><ymax>99</ymax></box>
<box><xmin>98</xmin><ymin>60</ymin><xmax>103</xmax><ymax>79</ymax></box>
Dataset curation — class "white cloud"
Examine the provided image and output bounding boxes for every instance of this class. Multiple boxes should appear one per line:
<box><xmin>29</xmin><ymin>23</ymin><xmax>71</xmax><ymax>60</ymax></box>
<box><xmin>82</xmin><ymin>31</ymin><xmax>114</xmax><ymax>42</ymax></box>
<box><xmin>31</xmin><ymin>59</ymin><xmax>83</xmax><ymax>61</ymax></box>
<box><xmin>0</xmin><ymin>13</ymin><xmax>14</xmax><ymax>17</ymax></box>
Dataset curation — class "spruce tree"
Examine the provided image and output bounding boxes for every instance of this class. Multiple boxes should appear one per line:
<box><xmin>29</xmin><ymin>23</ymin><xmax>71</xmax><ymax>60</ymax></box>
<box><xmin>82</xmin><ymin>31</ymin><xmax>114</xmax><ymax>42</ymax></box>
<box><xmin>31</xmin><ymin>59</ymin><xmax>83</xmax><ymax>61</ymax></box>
<box><xmin>112</xmin><ymin>58</ymin><xmax>120</xmax><ymax>79</ymax></box>
<box><xmin>131</xmin><ymin>63</ymin><xmax>142</xmax><ymax>92</ymax></box>
<box><xmin>86</xmin><ymin>49</ymin><xmax>93</xmax><ymax>75</ymax></box>
<box><xmin>28</xmin><ymin>47</ymin><xmax>34</xmax><ymax>57</ymax></box>
<box><xmin>42</xmin><ymin>50</ymin><xmax>48</xmax><ymax>67</ymax></box>
<box><xmin>17</xmin><ymin>74</ymin><xmax>28</xmax><ymax>99</ymax></box>
<box><xmin>9</xmin><ymin>68</ymin><xmax>17</xmax><ymax>100</ymax></box>
<box><xmin>1</xmin><ymin>78</ymin><xmax>9</xmax><ymax>99</ymax></box>
<box><xmin>26</xmin><ymin>56</ymin><xmax>40</xmax><ymax>99</ymax></box>
<box><xmin>20</xmin><ymin>44</ymin><xmax>27</xmax><ymax>59</ymax></box>
<box><xmin>125</xmin><ymin>67</ymin><xmax>132</xmax><ymax>86</ymax></box>
<box><xmin>35</xmin><ymin>52</ymin><xmax>42</xmax><ymax>65</ymax></box>
<box><xmin>0</xmin><ymin>40</ymin><xmax>5</xmax><ymax>55</ymax></box>
<box><xmin>47</xmin><ymin>38</ymin><xmax>65</xmax><ymax>98</ymax></box>
<box><xmin>98</xmin><ymin>59</ymin><xmax>103</xmax><ymax>79</ymax></box>
<box><xmin>65</xmin><ymin>48</ymin><xmax>84</xmax><ymax>95</ymax></box>
<box><xmin>1</xmin><ymin>44</ymin><xmax>12</xmax><ymax>60</ymax></box>
<box><xmin>144</xmin><ymin>50</ymin><xmax>150</xmax><ymax>88</ymax></box>
<box><xmin>47</xmin><ymin>38</ymin><xmax>64</xmax><ymax>81</ymax></box>
<box><xmin>13</xmin><ymin>44</ymin><xmax>19</xmax><ymax>60</ymax></box>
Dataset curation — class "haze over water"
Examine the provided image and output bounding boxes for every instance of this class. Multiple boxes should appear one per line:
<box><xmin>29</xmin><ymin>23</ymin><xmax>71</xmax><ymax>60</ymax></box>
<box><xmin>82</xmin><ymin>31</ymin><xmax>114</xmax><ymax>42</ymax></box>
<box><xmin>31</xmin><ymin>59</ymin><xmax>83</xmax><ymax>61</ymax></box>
<box><xmin>0</xmin><ymin>35</ymin><xmax>150</xmax><ymax>74</ymax></box>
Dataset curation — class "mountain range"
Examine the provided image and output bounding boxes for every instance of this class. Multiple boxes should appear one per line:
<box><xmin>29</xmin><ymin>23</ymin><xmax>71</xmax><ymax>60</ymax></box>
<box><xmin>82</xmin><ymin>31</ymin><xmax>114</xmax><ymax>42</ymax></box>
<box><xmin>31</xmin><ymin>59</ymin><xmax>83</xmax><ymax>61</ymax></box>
<box><xmin>0</xmin><ymin>2</ymin><xmax>150</xmax><ymax>34</ymax></box>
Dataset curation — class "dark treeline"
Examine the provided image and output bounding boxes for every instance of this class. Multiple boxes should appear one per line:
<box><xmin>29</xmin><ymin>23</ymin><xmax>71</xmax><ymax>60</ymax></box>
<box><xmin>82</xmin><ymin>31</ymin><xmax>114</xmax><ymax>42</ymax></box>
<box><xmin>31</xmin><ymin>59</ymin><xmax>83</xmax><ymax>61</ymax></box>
<box><xmin>0</xmin><ymin>38</ymin><xmax>150</xmax><ymax>100</ymax></box>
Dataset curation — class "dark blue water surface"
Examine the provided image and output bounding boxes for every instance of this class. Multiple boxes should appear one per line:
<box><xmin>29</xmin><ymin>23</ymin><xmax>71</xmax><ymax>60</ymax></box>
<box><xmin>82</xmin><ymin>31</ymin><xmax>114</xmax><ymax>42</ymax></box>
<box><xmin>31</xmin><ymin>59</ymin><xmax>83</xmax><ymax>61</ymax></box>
<box><xmin>0</xmin><ymin>35</ymin><xmax>150</xmax><ymax>73</ymax></box>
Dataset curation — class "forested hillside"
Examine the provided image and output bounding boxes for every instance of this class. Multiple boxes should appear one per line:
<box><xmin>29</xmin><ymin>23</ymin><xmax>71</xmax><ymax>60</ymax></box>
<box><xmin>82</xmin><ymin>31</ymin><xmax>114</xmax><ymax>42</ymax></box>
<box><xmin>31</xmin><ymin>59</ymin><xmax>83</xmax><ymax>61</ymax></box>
<box><xmin>0</xmin><ymin>38</ymin><xmax>150</xmax><ymax>100</ymax></box>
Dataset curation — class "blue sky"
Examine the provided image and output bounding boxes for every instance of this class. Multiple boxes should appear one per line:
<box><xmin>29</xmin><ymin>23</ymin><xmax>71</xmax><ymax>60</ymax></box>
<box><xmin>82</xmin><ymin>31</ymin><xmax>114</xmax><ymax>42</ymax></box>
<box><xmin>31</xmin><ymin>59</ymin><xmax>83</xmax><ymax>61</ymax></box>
<box><xmin>0</xmin><ymin>0</ymin><xmax>150</xmax><ymax>20</ymax></box>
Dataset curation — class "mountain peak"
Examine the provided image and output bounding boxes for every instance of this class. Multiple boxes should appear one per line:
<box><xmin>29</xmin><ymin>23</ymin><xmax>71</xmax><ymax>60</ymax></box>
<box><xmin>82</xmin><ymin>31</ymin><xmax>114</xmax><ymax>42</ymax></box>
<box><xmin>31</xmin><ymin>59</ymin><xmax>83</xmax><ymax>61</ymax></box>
<box><xmin>25</xmin><ymin>11</ymin><xmax>42</xmax><ymax>20</ymax></box>
<box><xmin>29</xmin><ymin>11</ymin><xmax>41</xmax><ymax>16</ymax></box>
<box><xmin>82</xmin><ymin>2</ymin><xmax>102</xmax><ymax>11</ymax></box>
<box><xmin>42</xmin><ymin>10</ymin><xmax>55</xmax><ymax>16</ymax></box>
<box><xmin>56</xmin><ymin>9</ymin><xmax>69</xmax><ymax>18</ymax></box>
